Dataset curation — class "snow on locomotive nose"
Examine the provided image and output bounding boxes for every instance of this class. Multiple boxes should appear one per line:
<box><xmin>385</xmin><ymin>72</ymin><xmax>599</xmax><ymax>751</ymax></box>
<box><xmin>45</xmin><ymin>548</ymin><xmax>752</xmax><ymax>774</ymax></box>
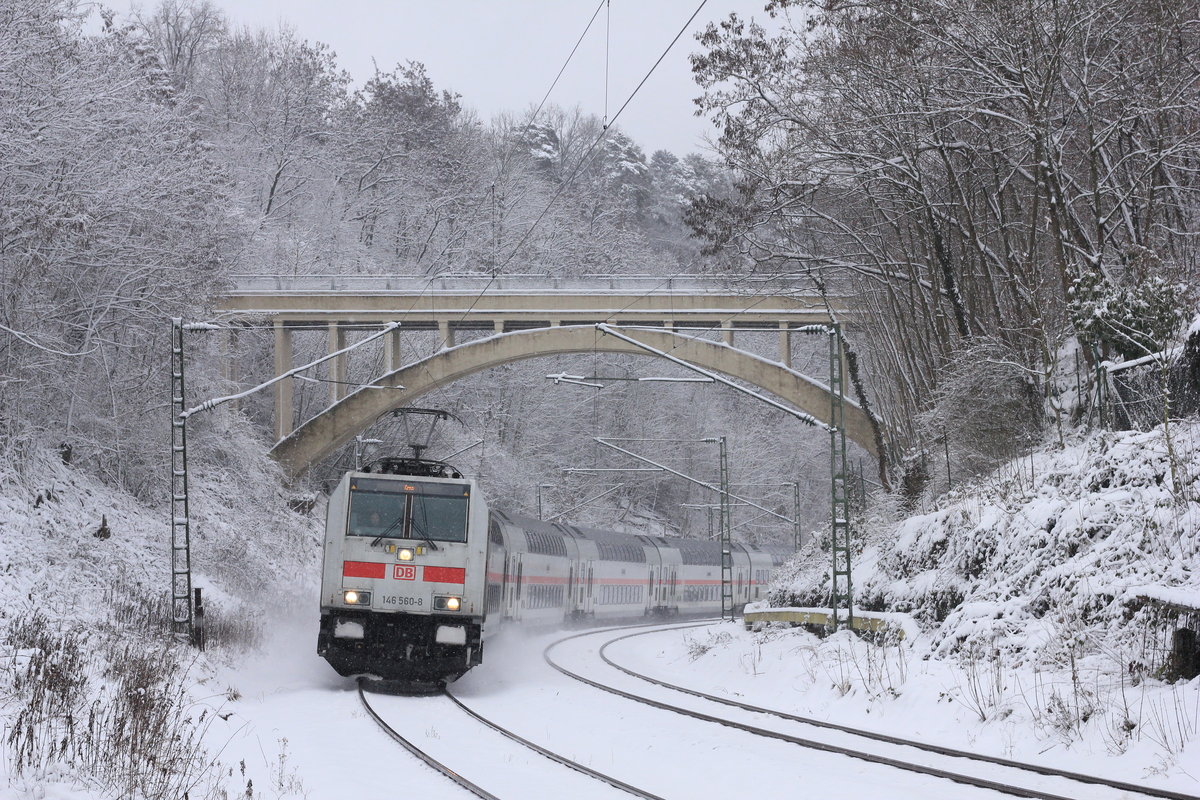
<box><xmin>317</xmin><ymin>463</ymin><xmax>489</xmax><ymax>685</ymax></box>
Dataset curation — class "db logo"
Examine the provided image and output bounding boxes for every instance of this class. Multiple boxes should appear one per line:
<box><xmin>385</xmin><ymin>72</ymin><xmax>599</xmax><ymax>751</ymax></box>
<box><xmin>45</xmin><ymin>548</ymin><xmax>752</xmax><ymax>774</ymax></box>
<box><xmin>393</xmin><ymin>565</ymin><xmax>416</xmax><ymax>581</ymax></box>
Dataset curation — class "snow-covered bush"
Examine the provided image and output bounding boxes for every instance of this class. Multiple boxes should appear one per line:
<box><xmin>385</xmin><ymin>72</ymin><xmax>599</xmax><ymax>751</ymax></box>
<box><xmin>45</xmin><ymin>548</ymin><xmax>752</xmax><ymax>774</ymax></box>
<box><xmin>0</xmin><ymin>429</ymin><xmax>323</xmax><ymax>796</ymax></box>
<box><xmin>2</xmin><ymin>609</ymin><xmax>227</xmax><ymax>799</ymax></box>
<box><xmin>776</xmin><ymin>420</ymin><xmax>1200</xmax><ymax>661</ymax></box>
<box><xmin>916</xmin><ymin>338</ymin><xmax>1042</xmax><ymax>483</ymax></box>
<box><xmin>1069</xmin><ymin>268</ymin><xmax>1194</xmax><ymax>362</ymax></box>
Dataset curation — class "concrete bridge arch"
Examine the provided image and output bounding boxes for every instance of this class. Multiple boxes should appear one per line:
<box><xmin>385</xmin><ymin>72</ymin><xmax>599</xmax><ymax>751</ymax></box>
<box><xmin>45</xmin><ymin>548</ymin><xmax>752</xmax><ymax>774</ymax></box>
<box><xmin>272</xmin><ymin>324</ymin><xmax>877</xmax><ymax>478</ymax></box>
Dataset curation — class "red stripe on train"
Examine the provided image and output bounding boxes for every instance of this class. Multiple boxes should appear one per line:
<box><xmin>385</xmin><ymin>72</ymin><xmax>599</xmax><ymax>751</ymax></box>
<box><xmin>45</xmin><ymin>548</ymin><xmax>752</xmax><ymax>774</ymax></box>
<box><xmin>423</xmin><ymin>565</ymin><xmax>466</xmax><ymax>584</ymax></box>
<box><xmin>343</xmin><ymin>561</ymin><xmax>386</xmax><ymax>579</ymax></box>
<box><xmin>481</xmin><ymin>573</ymin><xmax>761</xmax><ymax>586</ymax></box>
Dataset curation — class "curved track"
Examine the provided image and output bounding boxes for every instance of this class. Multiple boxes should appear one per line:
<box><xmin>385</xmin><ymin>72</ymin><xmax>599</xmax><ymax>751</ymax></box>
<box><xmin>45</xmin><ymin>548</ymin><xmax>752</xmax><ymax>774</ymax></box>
<box><xmin>598</xmin><ymin>625</ymin><xmax>1198</xmax><ymax>800</ymax></box>
<box><xmin>544</xmin><ymin>623</ymin><xmax>1199</xmax><ymax>800</ymax></box>
<box><xmin>358</xmin><ymin>677</ymin><xmax>664</xmax><ymax>799</ymax></box>
<box><xmin>357</xmin><ymin>680</ymin><xmax>499</xmax><ymax>800</ymax></box>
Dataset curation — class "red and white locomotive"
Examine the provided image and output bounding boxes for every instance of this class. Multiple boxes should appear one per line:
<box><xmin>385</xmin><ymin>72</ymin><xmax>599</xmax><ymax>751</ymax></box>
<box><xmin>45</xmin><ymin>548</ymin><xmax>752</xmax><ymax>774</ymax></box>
<box><xmin>317</xmin><ymin>458</ymin><xmax>794</xmax><ymax>685</ymax></box>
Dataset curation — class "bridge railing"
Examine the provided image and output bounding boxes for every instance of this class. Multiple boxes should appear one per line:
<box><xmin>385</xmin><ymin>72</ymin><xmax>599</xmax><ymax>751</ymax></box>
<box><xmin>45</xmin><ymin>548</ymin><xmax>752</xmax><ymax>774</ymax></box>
<box><xmin>228</xmin><ymin>273</ymin><xmax>782</xmax><ymax>294</ymax></box>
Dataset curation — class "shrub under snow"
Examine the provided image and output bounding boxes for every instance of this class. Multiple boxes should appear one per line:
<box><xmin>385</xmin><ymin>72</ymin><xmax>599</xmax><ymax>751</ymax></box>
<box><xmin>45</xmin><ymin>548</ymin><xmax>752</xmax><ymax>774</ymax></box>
<box><xmin>774</xmin><ymin>420</ymin><xmax>1200</xmax><ymax>660</ymax></box>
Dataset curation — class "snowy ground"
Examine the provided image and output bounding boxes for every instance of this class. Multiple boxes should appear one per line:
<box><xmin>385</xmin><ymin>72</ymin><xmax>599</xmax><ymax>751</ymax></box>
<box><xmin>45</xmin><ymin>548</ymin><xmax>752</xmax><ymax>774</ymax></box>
<box><xmin>4</xmin><ymin>584</ymin><xmax>1198</xmax><ymax>798</ymax></box>
<box><xmin>613</xmin><ymin>622</ymin><xmax>1200</xmax><ymax>794</ymax></box>
<box><xmin>2</xmin><ymin>420</ymin><xmax>1199</xmax><ymax>798</ymax></box>
<box><xmin>102</xmin><ymin>613</ymin><xmax>1200</xmax><ymax>798</ymax></box>
<box><xmin>169</xmin><ymin>617</ymin><xmax>1026</xmax><ymax>799</ymax></box>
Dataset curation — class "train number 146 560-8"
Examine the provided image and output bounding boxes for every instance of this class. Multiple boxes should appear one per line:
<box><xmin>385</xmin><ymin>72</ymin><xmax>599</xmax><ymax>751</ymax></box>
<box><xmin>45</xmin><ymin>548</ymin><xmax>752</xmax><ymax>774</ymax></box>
<box><xmin>381</xmin><ymin>595</ymin><xmax>423</xmax><ymax>607</ymax></box>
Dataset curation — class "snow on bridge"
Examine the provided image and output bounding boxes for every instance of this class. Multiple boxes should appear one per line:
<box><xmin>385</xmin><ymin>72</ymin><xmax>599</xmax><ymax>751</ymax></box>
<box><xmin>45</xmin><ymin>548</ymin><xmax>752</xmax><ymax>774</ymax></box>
<box><xmin>212</xmin><ymin>275</ymin><xmax>874</xmax><ymax>476</ymax></box>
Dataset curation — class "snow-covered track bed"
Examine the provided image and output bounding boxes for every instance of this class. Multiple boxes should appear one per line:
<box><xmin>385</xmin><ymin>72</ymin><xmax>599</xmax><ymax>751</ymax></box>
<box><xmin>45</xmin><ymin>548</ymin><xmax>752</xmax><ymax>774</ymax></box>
<box><xmin>442</xmin><ymin>687</ymin><xmax>665</xmax><ymax>799</ymax></box>
<box><xmin>357</xmin><ymin>678</ymin><xmax>662</xmax><ymax>799</ymax></box>
<box><xmin>357</xmin><ymin>681</ymin><xmax>499</xmax><ymax>800</ymax></box>
<box><xmin>599</xmin><ymin>626</ymin><xmax>1198</xmax><ymax>800</ymax></box>
<box><xmin>547</xmin><ymin>623</ymin><xmax>1195</xmax><ymax>800</ymax></box>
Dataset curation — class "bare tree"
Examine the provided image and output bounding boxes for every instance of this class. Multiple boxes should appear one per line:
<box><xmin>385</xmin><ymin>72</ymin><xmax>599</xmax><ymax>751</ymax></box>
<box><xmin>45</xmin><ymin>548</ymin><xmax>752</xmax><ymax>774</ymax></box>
<box><xmin>688</xmin><ymin>0</ymin><xmax>1200</xmax><ymax>479</ymax></box>
<box><xmin>133</xmin><ymin>0</ymin><xmax>226</xmax><ymax>92</ymax></box>
<box><xmin>0</xmin><ymin>0</ymin><xmax>239</xmax><ymax>491</ymax></box>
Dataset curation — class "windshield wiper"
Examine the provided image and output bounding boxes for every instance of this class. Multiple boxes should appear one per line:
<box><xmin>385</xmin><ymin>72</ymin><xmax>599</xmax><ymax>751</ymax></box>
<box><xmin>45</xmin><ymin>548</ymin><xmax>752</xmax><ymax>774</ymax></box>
<box><xmin>370</xmin><ymin>513</ymin><xmax>406</xmax><ymax>546</ymax></box>
<box><xmin>410</xmin><ymin>518</ymin><xmax>440</xmax><ymax>552</ymax></box>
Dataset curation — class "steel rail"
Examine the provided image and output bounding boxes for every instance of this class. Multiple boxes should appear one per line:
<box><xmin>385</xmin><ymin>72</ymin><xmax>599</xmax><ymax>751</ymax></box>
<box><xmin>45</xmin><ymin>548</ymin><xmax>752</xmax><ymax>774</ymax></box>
<box><xmin>541</xmin><ymin>625</ymin><xmax>1153</xmax><ymax>800</ymax></box>
<box><xmin>357</xmin><ymin>679</ymin><xmax>500</xmax><ymax>800</ymax></box>
<box><xmin>600</xmin><ymin>628</ymin><xmax>1200</xmax><ymax>800</ymax></box>
<box><xmin>598</xmin><ymin>626</ymin><xmax>1200</xmax><ymax>800</ymax></box>
<box><xmin>443</xmin><ymin>688</ymin><xmax>664</xmax><ymax>800</ymax></box>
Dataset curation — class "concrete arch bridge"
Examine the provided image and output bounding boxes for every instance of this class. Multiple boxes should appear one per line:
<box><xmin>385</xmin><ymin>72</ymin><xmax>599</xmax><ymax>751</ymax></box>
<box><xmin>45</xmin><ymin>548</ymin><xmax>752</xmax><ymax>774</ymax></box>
<box><xmin>214</xmin><ymin>275</ymin><xmax>876</xmax><ymax>478</ymax></box>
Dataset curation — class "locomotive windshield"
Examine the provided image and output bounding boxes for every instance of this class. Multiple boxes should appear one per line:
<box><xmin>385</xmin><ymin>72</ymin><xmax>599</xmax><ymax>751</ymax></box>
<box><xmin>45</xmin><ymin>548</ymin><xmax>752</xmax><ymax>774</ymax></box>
<box><xmin>347</xmin><ymin>478</ymin><xmax>470</xmax><ymax>543</ymax></box>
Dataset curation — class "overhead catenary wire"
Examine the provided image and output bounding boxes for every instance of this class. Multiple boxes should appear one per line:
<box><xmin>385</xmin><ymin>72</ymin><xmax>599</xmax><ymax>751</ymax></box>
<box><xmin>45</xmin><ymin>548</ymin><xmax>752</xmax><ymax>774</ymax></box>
<box><xmin>543</xmin><ymin>483</ymin><xmax>626</xmax><ymax>522</ymax></box>
<box><xmin>448</xmin><ymin>0</ymin><xmax>712</xmax><ymax>332</ymax></box>
<box><xmin>279</xmin><ymin>1</ymin><xmax>779</xmax><ymax>421</ymax></box>
<box><xmin>596</xmin><ymin>323</ymin><xmax>829</xmax><ymax>430</ymax></box>
<box><xmin>293</xmin><ymin>374</ymin><xmax>405</xmax><ymax>390</ymax></box>
<box><xmin>603</xmin><ymin>0</ymin><xmax>611</xmax><ymax>127</ymax></box>
<box><xmin>595</xmin><ymin>438</ymin><xmax>795</xmax><ymax>524</ymax></box>
<box><xmin>250</xmin><ymin>0</ymin><xmax>614</xmax><ymax>454</ymax></box>
<box><xmin>366</xmin><ymin>0</ymin><xmax>616</xmax><ymax>419</ymax></box>
<box><xmin>519</xmin><ymin>0</ymin><xmax>608</xmax><ymax>153</ymax></box>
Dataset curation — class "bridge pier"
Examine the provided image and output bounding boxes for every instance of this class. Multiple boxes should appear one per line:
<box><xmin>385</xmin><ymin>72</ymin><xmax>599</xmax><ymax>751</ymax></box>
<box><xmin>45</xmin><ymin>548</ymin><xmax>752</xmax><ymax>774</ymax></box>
<box><xmin>385</xmin><ymin>326</ymin><xmax>403</xmax><ymax>371</ymax></box>
<box><xmin>778</xmin><ymin>322</ymin><xmax>792</xmax><ymax>369</ymax></box>
<box><xmin>221</xmin><ymin>327</ymin><xmax>240</xmax><ymax>408</ymax></box>
<box><xmin>438</xmin><ymin>321</ymin><xmax>455</xmax><ymax>348</ymax></box>
<box><xmin>327</xmin><ymin>323</ymin><xmax>347</xmax><ymax>404</ymax></box>
<box><xmin>273</xmin><ymin>321</ymin><xmax>293</xmax><ymax>440</ymax></box>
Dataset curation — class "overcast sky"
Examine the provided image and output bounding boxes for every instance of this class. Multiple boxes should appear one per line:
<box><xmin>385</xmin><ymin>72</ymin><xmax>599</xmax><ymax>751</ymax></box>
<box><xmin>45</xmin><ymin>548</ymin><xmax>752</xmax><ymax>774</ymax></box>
<box><xmin>160</xmin><ymin>1</ymin><xmax>776</xmax><ymax>157</ymax></box>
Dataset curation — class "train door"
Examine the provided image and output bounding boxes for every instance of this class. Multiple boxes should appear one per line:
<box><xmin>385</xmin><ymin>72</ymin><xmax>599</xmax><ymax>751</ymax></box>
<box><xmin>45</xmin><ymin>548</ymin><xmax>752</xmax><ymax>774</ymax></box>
<box><xmin>581</xmin><ymin>560</ymin><xmax>595</xmax><ymax>616</ymax></box>
<box><xmin>571</xmin><ymin>560</ymin><xmax>586</xmax><ymax>618</ymax></box>
<box><xmin>567</xmin><ymin>564</ymin><xmax>574</xmax><ymax>615</ymax></box>
<box><xmin>501</xmin><ymin>555</ymin><xmax>510</xmax><ymax>618</ymax></box>
<box><xmin>647</xmin><ymin>566</ymin><xmax>656</xmax><ymax>614</ymax></box>
<box><xmin>646</xmin><ymin>542</ymin><xmax>663</xmax><ymax>614</ymax></box>
<box><xmin>507</xmin><ymin>553</ymin><xmax>524</xmax><ymax>621</ymax></box>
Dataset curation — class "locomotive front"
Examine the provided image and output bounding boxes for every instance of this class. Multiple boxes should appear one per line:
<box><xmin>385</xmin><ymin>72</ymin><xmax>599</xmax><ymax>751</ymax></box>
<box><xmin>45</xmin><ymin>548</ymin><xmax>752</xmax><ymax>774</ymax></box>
<box><xmin>317</xmin><ymin>469</ymin><xmax>489</xmax><ymax>684</ymax></box>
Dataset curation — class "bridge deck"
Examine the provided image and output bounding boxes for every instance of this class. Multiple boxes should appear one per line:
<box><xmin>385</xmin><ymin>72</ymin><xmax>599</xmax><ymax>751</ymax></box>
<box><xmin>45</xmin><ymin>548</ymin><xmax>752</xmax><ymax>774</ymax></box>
<box><xmin>217</xmin><ymin>275</ymin><xmax>849</xmax><ymax>328</ymax></box>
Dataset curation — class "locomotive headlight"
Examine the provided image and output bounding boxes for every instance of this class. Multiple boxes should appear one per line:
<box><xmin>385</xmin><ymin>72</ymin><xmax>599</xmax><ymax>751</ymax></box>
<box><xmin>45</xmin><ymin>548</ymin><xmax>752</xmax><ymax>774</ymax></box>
<box><xmin>433</xmin><ymin>595</ymin><xmax>462</xmax><ymax>612</ymax></box>
<box><xmin>343</xmin><ymin>590</ymin><xmax>372</xmax><ymax>605</ymax></box>
<box><xmin>397</xmin><ymin>548</ymin><xmax>414</xmax><ymax>561</ymax></box>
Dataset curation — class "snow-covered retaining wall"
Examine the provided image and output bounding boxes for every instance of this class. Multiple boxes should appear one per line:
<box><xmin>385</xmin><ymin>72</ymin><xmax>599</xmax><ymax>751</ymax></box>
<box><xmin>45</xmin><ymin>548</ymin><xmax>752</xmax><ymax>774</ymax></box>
<box><xmin>743</xmin><ymin>602</ymin><xmax>920</xmax><ymax>640</ymax></box>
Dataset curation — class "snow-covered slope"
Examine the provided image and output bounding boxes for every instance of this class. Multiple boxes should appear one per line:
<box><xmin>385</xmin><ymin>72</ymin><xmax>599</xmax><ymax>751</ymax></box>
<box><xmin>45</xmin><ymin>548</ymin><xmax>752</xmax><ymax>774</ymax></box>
<box><xmin>0</xmin><ymin>440</ymin><xmax>324</xmax><ymax>799</ymax></box>
<box><xmin>765</xmin><ymin>420</ymin><xmax>1200</xmax><ymax>783</ymax></box>
<box><xmin>776</xmin><ymin>420</ymin><xmax>1200</xmax><ymax>656</ymax></box>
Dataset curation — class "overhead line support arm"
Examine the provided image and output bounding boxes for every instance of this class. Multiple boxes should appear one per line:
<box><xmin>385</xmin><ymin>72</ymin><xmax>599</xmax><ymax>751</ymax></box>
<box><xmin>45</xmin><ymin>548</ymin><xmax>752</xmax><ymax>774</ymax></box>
<box><xmin>181</xmin><ymin>322</ymin><xmax>404</xmax><ymax>418</ymax></box>
<box><xmin>595</xmin><ymin>323</ymin><xmax>831</xmax><ymax>431</ymax></box>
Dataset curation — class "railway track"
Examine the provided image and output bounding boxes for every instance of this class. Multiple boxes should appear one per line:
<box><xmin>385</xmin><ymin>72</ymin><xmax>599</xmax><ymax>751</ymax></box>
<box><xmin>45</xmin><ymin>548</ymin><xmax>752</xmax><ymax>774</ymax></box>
<box><xmin>357</xmin><ymin>678</ymin><xmax>664</xmax><ymax>799</ymax></box>
<box><xmin>544</xmin><ymin>623</ymin><xmax>1200</xmax><ymax>800</ymax></box>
